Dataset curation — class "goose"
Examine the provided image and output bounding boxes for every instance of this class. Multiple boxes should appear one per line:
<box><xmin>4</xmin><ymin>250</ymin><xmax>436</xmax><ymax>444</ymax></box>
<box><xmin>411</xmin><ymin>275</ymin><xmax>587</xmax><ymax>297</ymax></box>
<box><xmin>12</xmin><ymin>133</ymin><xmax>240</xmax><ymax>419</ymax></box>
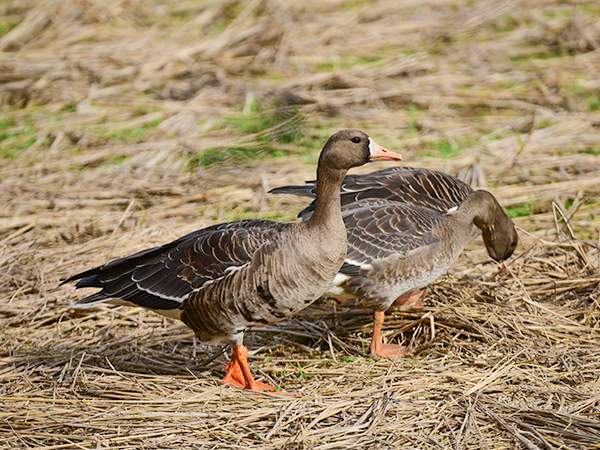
<box><xmin>60</xmin><ymin>130</ymin><xmax>403</xmax><ymax>392</ymax></box>
<box><xmin>271</xmin><ymin>168</ymin><xmax>517</xmax><ymax>358</ymax></box>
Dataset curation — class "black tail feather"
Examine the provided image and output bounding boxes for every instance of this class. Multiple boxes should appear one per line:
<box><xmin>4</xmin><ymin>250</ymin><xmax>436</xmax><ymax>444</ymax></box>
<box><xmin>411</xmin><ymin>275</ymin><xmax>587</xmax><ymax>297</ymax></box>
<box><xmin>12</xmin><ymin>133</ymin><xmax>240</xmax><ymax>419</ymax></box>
<box><xmin>268</xmin><ymin>185</ymin><xmax>315</xmax><ymax>198</ymax></box>
<box><xmin>59</xmin><ymin>268</ymin><xmax>102</xmax><ymax>287</ymax></box>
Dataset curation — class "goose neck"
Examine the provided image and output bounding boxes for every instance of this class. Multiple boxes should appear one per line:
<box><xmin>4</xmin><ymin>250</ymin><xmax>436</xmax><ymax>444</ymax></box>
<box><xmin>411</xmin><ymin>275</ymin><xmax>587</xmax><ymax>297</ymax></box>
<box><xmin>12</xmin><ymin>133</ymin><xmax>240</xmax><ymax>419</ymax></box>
<box><xmin>306</xmin><ymin>165</ymin><xmax>347</xmax><ymax>229</ymax></box>
<box><xmin>459</xmin><ymin>190</ymin><xmax>496</xmax><ymax>228</ymax></box>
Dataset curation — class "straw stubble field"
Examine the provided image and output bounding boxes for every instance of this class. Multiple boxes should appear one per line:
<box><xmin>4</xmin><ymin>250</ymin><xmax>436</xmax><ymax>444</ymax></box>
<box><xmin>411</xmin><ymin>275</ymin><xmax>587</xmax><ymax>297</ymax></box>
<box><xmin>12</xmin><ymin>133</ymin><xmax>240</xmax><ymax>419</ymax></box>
<box><xmin>1</xmin><ymin>0</ymin><xmax>600</xmax><ymax>448</ymax></box>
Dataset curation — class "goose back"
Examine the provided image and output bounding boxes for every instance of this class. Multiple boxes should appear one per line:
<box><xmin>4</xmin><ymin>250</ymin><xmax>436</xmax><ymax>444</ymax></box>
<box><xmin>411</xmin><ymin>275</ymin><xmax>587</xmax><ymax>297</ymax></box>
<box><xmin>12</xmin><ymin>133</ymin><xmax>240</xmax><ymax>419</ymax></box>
<box><xmin>270</xmin><ymin>166</ymin><xmax>475</xmax><ymax>217</ymax></box>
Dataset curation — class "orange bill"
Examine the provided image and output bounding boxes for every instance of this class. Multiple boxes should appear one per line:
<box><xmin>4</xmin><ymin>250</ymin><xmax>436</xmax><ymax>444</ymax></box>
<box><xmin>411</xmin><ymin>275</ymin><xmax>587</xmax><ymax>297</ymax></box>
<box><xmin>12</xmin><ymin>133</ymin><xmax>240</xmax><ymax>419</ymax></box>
<box><xmin>368</xmin><ymin>138</ymin><xmax>402</xmax><ymax>161</ymax></box>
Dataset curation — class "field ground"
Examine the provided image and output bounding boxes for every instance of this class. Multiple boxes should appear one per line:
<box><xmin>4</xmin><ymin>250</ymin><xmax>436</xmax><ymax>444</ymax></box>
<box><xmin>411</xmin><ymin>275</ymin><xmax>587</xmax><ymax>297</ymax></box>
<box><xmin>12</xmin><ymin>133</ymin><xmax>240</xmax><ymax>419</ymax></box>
<box><xmin>1</xmin><ymin>0</ymin><xmax>600</xmax><ymax>448</ymax></box>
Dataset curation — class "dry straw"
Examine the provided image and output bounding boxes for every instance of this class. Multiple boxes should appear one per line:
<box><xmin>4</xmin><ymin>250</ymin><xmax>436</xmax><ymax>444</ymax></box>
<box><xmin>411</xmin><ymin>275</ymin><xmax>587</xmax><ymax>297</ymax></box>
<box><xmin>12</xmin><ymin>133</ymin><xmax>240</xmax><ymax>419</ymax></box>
<box><xmin>1</xmin><ymin>0</ymin><xmax>600</xmax><ymax>448</ymax></box>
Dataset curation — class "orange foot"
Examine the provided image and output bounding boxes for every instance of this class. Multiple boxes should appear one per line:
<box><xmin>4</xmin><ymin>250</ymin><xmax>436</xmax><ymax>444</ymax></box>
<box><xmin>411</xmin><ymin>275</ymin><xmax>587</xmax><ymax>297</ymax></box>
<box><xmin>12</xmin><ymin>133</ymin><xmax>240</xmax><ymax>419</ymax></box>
<box><xmin>391</xmin><ymin>289</ymin><xmax>427</xmax><ymax>308</ymax></box>
<box><xmin>370</xmin><ymin>343</ymin><xmax>410</xmax><ymax>358</ymax></box>
<box><xmin>368</xmin><ymin>310</ymin><xmax>410</xmax><ymax>359</ymax></box>
<box><xmin>221</xmin><ymin>346</ymin><xmax>294</xmax><ymax>395</ymax></box>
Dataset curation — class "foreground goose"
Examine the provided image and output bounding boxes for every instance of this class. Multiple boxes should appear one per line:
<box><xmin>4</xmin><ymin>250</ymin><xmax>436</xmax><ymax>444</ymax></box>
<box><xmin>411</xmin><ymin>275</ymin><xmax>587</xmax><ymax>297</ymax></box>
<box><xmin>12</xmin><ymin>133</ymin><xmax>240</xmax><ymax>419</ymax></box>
<box><xmin>271</xmin><ymin>168</ymin><xmax>517</xmax><ymax>358</ymax></box>
<box><xmin>60</xmin><ymin>130</ymin><xmax>402</xmax><ymax>392</ymax></box>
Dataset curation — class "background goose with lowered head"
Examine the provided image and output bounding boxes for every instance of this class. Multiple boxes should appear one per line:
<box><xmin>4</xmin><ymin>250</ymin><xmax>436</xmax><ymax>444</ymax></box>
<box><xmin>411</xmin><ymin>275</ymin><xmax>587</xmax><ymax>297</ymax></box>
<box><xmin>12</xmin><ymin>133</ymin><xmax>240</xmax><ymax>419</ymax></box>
<box><xmin>271</xmin><ymin>166</ymin><xmax>505</xmax><ymax>306</ymax></box>
<box><xmin>271</xmin><ymin>168</ymin><xmax>517</xmax><ymax>358</ymax></box>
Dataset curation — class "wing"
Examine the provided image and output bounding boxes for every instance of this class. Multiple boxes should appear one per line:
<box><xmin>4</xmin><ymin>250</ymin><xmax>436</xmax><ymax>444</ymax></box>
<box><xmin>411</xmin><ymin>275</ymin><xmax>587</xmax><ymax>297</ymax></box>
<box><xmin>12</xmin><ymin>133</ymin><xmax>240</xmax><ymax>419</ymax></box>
<box><xmin>339</xmin><ymin>199</ymin><xmax>440</xmax><ymax>275</ymax></box>
<box><xmin>339</xmin><ymin>166</ymin><xmax>473</xmax><ymax>212</ymax></box>
<box><xmin>61</xmin><ymin>219</ymin><xmax>288</xmax><ymax>311</ymax></box>
<box><xmin>269</xmin><ymin>166</ymin><xmax>474</xmax><ymax>219</ymax></box>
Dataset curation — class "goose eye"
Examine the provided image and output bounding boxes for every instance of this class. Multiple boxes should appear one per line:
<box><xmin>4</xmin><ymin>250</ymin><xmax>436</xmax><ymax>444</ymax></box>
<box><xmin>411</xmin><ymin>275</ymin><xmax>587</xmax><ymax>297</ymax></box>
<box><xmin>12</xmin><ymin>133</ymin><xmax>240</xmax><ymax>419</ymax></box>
<box><xmin>351</xmin><ymin>137</ymin><xmax>361</xmax><ymax>143</ymax></box>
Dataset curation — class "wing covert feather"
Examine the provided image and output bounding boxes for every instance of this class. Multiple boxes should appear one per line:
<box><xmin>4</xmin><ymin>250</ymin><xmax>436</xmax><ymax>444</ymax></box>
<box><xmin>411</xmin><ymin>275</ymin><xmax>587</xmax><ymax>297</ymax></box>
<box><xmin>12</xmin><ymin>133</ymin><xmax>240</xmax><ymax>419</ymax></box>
<box><xmin>341</xmin><ymin>200</ymin><xmax>440</xmax><ymax>269</ymax></box>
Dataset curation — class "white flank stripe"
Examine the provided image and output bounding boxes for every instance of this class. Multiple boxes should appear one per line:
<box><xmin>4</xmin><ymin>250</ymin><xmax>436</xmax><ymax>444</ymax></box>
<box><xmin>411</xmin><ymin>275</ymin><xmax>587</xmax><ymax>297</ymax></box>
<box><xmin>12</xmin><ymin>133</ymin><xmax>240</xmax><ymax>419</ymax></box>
<box><xmin>137</xmin><ymin>285</ymin><xmax>188</xmax><ymax>303</ymax></box>
<box><xmin>196</xmin><ymin>279</ymin><xmax>214</xmax><ymax>291</ymax></box>
<box><xmin>192</xmin><ymin>263</ymin><xmax>250</xmax><ymax>292</ymax></box>
<box><xmin>224</xmin><ymin>263</ymin><xmax>249</xmax><ymax>274</ymax></box>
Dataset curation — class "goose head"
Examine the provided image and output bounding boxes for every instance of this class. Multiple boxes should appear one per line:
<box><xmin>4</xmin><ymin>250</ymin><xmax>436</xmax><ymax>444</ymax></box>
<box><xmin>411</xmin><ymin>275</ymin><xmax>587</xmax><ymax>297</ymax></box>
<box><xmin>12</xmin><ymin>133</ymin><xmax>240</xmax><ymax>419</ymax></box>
<box><xmin>318</xmin><ymin>130</ymin><xmax>402</xmax><ymax>171</ymax></box>
<box><xmin>472</xmin><ymin>192</ymin><xmax>518</xmax><ymax>261</ymax></box>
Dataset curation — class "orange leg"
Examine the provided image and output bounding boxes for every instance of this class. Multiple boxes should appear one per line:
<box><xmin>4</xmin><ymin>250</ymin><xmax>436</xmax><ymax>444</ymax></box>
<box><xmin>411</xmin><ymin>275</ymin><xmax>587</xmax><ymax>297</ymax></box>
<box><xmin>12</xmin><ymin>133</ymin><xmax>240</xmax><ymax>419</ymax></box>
<box><xmin>391</xmin><ymin>288</ymin><xmax>427</xmax><ymax>308</ymax></box>
<box><xmin>369</xmin><ymin>310</ymin><xmax>410</xmax><ymax>358</ymax></box>
<box><xmin>222</xmin><ymin>346</ymin><xmax>284</xmax><ymax>393</ymax></box>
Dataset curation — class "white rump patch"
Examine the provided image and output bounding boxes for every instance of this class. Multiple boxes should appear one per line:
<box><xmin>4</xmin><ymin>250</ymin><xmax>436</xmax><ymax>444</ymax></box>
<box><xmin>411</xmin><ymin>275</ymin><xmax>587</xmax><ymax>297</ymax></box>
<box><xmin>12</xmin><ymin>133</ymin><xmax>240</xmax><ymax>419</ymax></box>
<box><xmin>325</xmin><ymin>272</ymin><xmax>358</xmax><ymax>298</ymax></box>
<box><xmin>325</xmin><ymin>285</ymin><xmax>352</xmax><ymax>298</ymax></box>
<box><xmin>333</xmin><ymin>273</ymin><xmax>350</xmax><ymax>286</ymax></box>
